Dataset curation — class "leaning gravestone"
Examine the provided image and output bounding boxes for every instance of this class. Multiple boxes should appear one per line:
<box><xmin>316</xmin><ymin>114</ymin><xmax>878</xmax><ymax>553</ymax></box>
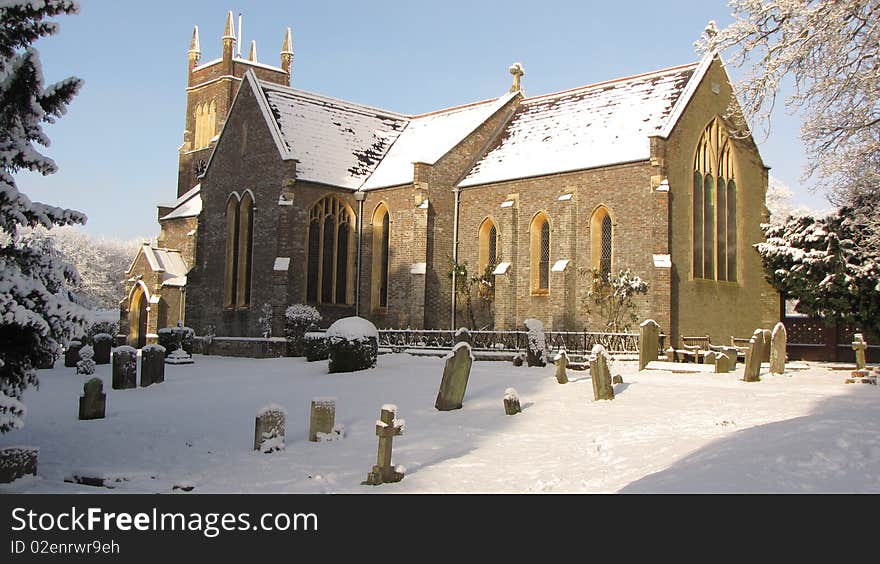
<box><xmin>554</xmin><ymin>349</ymin><xmax>569</xmax><ymax>384</ymax></box>
<box><xmin>0</xmin><ymin>447</ymin><xmax>38</xmax><ymax>484</ymax></box>
<box><xmin>770</xmin><ymin>322</ymin><xmax>787</xmax><ymax>375</ymax></box>
<box><xmin>435</xmin><ymin>342</ymin><xmax>473</xmax><ymax>411</ymax></box>
<box><xmin>743</xmin><ymin>329</ymin><xmax>765</xmax><ymax>382</ymax></box>
<box><xmin>524</xmin><ymin>319</ymin><xmax>548</xmax><ymax>367</ymax></box>
<box><xmin>78</xmin><ymin>378</ymin><xmax>106</xmax><ymax>420</ymax></box>
<box><xmin>140</xmin><ymin>344</ymin><xmax>166</xmax><ymax>387</ymax></box>
<box><xmin>64</xmin><ymin>340</ymin><xmax>83</xmax><ymax>368</ymax></box>
<box><xmin>363</xmin><ymin>404</ymin><xmax>405</xmax><ymax>486</ymax></box>
<box><xmin>111</xmin><ymin>346</ymin><xmax>137</xmax><ymax>390</ymax></box>
<box><xmin>92</xmin><ymin>334</ymin><xmax>112</xmax><ymax>365</ymax></box>
<box><xmin>503</xmin><ymin>388</ymin><xmax>521</xmax><ymax>415</ymax></box>
<box><xmin>852</xmin><ymin>334</ymin><xmax>868</xmax><ymax>370</ymax></box>
<box><xmin>589</xmin><ymin>344</ymin><xmax>614</xmax><ymax>401</ymax></box>
<box><xmin>639</xmin><ymin>319</ymin><xmax>661</xmax><ymax>371</ymax></box>
<box><xmin>309</xmin><ymin>398</ymin><xmax>336</xmax><ymax>442</ymax></box>
<box><xmin>254</xmin><ymin>404</ymin><xmax>286</xmax><ymax>453</ymax></box>
<box><xmin>76</xmin><ymin>345</ymin><xmax>96</xmax><ymax>375</ymax></box>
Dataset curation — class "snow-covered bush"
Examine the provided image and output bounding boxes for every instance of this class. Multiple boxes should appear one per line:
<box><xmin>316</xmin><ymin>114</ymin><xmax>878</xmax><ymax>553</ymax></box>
<box><xmin>581</xmin><ymin>268</ymin><xmax>649</xmax><ymax>332</ymax></box>
<box><xmin>85</xmin><ymin>320</ymin><xmax>118</xmax><ymax>344</ymax></box>
<box><xmin>284</xmin><ymin>304</ymin><xmax>322</xmax><ymax>356</ymax></box>
<box><xmin>326</xmin><ymin>317</ymin><xmax>379</xmax><ymax>373</ymax></box>
<box><xmin>303</xmin><ymin>332</ymin><xmax>329</xmax><ymax>362</ymax></box>
<box><xmin>258</xmin><ymin>303</ymin><xmax>273</xmax><ymax>338</ymax></box>
<box><xmin>524</xmin><ymin>319</ymin><xmax>548</xmax><ymax>367</ymax></box>
<box><xmin>76</xmin><ymin>345</ymin><xmax>95</xmax><ymax>375</ymax></box>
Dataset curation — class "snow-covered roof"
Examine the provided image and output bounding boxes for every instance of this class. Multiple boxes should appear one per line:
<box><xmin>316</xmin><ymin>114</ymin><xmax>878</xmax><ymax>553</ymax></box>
<box><xmin>360</xmin><ymin>92</ymin><xmax>518</xmax><ymax>190</ymax></box>
<box><xmin>136</xmin><ymin>244</ymin><xmax>190</xmax><ymax>287</ymax></box>
<box><xmin>259</xmin><ymin>82</ymin><xmax>408</xmax><ymax>189</ymax></box>
<box><xmin>458</xmin><ymin>62</ymin><xmax>699</xmax><ymax>188</ymax></box>
<box><xmin>160</xmin><ymin>184</ymin><xmax>202</xmax><ymax>221</ymax></box>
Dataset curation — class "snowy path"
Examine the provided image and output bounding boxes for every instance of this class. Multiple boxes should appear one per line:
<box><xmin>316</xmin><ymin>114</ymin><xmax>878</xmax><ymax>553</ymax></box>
<box><xmin>1</xmin><ymin>354</ymin><xmax>878</xmax><ymax>493</ymax></box>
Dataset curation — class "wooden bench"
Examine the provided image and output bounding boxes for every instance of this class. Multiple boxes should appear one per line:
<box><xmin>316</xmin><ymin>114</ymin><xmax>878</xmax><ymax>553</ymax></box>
<box><xmin>676</xmin><ymin>335</ymin><xmax>712</xmax><ymax>363</ymax></box>
<box><xmin>730</xmin><ymin>337</ymin><xmax>751</xmax><ymax>361</ymax></box>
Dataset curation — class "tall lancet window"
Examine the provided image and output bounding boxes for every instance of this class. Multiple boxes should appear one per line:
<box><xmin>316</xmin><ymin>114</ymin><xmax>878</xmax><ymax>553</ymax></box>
<box><xmin>224</xmin><ymin>191</ymin><xmax>255</xmax><ymax>308</ymax></box>
<box><xmin>372</xmin><ymin>204</ymin><xmax>391</xmax><ymax>309</ymax></box>
<box><xmin>590</xmin><ymin>206</ymin><xmax>614</xmax><ymax>281</ymax></box>
<box><xmin>530</xmin><ymin>212</ymin><xmax>551</xmax><ymax>293</ymax></box>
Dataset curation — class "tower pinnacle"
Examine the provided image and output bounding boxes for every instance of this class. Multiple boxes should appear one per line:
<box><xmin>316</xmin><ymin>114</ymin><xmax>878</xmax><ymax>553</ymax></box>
<box><xmin>280</xmin><ymin>27</ymin><xmax>294</xmax><ymax>76</ymax></box>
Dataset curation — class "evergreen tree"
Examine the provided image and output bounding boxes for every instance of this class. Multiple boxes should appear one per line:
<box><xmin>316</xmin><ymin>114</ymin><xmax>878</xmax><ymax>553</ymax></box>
<box><xmin>0</xmin><ymin>1</ymin><xmax>87</xmax><ymax>432</ymax></box>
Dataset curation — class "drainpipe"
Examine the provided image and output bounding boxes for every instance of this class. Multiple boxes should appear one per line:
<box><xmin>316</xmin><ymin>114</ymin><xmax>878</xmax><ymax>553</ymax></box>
<box><xmin>451</xmin><ymin>186</ymin><xmax>460</xmax><ymax>330</ymax></box>
<box><xmin>354</xmin><ymin>190</ymin><xmax>366</xmax><ymax>316</ymax></box>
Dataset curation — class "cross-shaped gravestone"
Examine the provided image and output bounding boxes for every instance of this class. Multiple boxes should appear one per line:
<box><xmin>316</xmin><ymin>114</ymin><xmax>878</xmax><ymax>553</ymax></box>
<box><xmin>554</xmin><ymin>349</ymin><xmax>569</xmax><ymax>384</ymax></box>
<box><xmin>509</xmin><ymin>62</ymin><xmax>524</xmax><ymax>93</ymax></box>
<box><xmin>363</xmin><ymin>405</ymin><xmax>405</xmax><ymax>486</ymax></box>
<box><xmin>852</xmin><ymin>334</ymin><xmax>868</xmax><ymax>370</ymax></box>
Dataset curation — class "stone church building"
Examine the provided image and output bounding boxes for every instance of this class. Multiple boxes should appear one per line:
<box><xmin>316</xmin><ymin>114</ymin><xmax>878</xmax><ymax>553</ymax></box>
<box><xmin>121</xmin><ymin>12</ymin><xmax>779</xmax><ymax>347</ymax></box>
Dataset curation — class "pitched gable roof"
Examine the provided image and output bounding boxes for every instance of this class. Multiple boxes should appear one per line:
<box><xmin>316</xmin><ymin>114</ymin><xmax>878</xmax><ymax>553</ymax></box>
<box><xmin>160</xmin><ymin>184</ymin><xmax>202</xmax><ymax>221</ymax></box>
<box><xmin>131</xmin><ymin>244</ymin><xmax>190</xmax><ymax>287</ymax></box>
<box><xmin>458</xmin><ymin>59</ymin><xmax>706</xmax><ymax>188</ymax></box>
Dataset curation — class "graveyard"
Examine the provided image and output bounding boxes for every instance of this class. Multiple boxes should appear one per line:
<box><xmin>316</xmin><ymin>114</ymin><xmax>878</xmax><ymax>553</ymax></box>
<box><xmin>1</xmin><ymin>347</ymin><xmax>879</xmax><ymax>493</ymax></box>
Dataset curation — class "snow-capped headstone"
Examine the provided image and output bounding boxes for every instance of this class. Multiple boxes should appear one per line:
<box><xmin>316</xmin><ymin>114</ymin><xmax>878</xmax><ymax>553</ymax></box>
<box><xmin>743</xmin><ymin>329</ymin><xmax>765</xmax><ymax>382</ymax></box>
<box><xmin>363</xmin><ymin>405</ymin><xmax>405</xmax><ymax>486</ymax></box>
<box><xmin>78</xmin><ymin>378</ymin><xmax>106</xmax><ymax>421</ymax></box>
<box><xmin>454</xmin><ymin>327</ymin><xmax>473</xmax><ymax>347</ymax></box>
<box><xmin>435</xmin><ymin>342</ymin><xmax>473</xmax><ymax>411</ymax></box>
<box><xmin>512</xmin><ymin>352</ymin><xmax>525</xmax><ymax>367</ymax></box>
<box><xmin>0</xmin><ymin>447</ymin><xmax>38</xmax><ymax>484</ymax></box>
<box><xmin>761</xmin><ymin>329</ymin><xmax>772</xmax><ymax>363</ymax></box>
<box><xmin>638</xmin><ymin>319</ymin><xmax>660</xmax><ymax>371</ymax></box>
<box><xmin>92</xmin><ymin>334</ymin><xmax>112</xmax><ymax>365</ymax></box>
<box><xmin>65</xmin><ymin>340</ymin><xmax>83</xmax><ymax>368</ymax></box>
<box><xmin>722</xmin><ymin>346</ymin><xmax>739</xmax><ymax>370</ymax></box>
<box><xmin>309</xmin><ymin>398</ymin><xmax>336</xmax><ymax>442</ymax></box>
<box><xmin>770</xmin><ymin>322</ymin><xmax>787</xmax><ymax>375</ymax></box>
<box><xmin>711</xmin><ymin>351</ymin><xmax>732</xmax><ymax>374</ymax></box>
<box><xmin>589</xmin><ymin>344</ymin><xmax>614</xmax><ymax>401</ymax></box>
<box><xmin>254</xmin><ymin>404</ymin><xmax>286</xmax><ymax>453</ymax></box>
<box><xmin>326</xmin><ymin>316</ymin><xmax>379</xmax><ymax>373</ymax></box>
<box><xmin>524</xmin><ymin>319</ymin><xmax>548</xmax><ymax>367</ymax></box>
<box><xmin>140</xmin><ymin>345</ymin><xmax>166</xmax><ymax>387</ymax></box>
<box><xmin>76</xmin><ymin>345</ymin><xmax>95</xmax><ymax>375</ymax></box>
<box><xmin>554</xmin><ymin>349</ymin><xmax>569</xmax><ymax>384</ymax></box>
<box><xmin>852</xmin><ymin>333</ymin><xmax>868</xmax><ymax>370</ymax></box>
<box><xmin>111</xmin><ymin>346</ymin><xmax>137</xmax><ymax>390</ymax></box>
<box><xmin>503</xmin><ymin>388</ymin><xmax>521</xmax><ymax>415</ymax></box>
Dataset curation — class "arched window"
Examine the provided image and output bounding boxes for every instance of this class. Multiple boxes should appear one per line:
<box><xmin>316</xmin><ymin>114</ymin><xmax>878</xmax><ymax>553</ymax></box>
<box><xmin>530</xmin><ymin>213</ymin><xmax>550</xmax><ymax>293</ymax></box>
<box><xmin>590</xmin><ymin>206</ymin><xmax>614</xmax><ymax>281</ymax></box>
<box><xmin>194</xmin><ymin>101</ymin><xmax>217</xmax><ymax>149</ymax></box>
<box><xmin>693</xmin><ymin>118</ymin><xmax>737</xmax><ymax>281</ymax></box>
<box><xmin>307</xmin><ymin>195</ymin><xmax>354</xmax><ymax>305</ymax></box>
<box><xmin>236</xmin><ymin>192</ymin><xmax>254</xmax><ymax>307</ymax></box>
<box><xmin>478</xmin><ymin>217</ymin><xmax>499</xmax><ymax>274</ymax></box>
<box><xmin>224</xmin><ymin>194</ymin><xmax>240</xmax><ymax>308</ymax></box>
<box><xmin>372</xmin><ymin>204</ymin><xmax>391</xmax><ymax>309</ymax></box>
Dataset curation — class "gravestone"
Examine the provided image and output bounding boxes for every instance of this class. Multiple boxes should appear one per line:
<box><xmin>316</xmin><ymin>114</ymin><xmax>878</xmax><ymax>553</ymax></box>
<box><xmin>722</xmin><ymin>346</ymin><xmax>739</xmax><ymax>370</ymax></box>
<box><xmin>64</xmin><ymin>340</ymin><xmax>82</xmax><ymax>368</ymax></box>
<box><xmin>743</xmin><ymin>329</ymin><xmax>765</xmax><ymax>382</ymax></box>
<box><xmin>140</xmin><ymin>345</ymin><xmax>165</xmax><ymax>387</ymax></box>
<box><xmin>512</xmin><ymin>352</ymin><xmax>525</xmax><ymax>367</ymax></box>
<box><xmin>503</xmin><ymin>388</ymin><xmax>521</xmax><ymax>415</ymax></box>
<box><xmin>435</xmin><ymin>342</ymin><xmax>473</xmax><ymax>411</ymax></box>
<box><xmin>254</xmin><ymin>405</ymin><xmax>286</xmax><ymax>453</ymax></box>
<box><xmin>92</xmin><ymin>334</ymin><xmax>112</xmax><ymax>365</ymax></box>
<box><xmin>852</xmin><ymin>334</ymin><xmax>868</xmax><ymax>370</ymax></box>
<box><xmin>770</xmin><ymin>322</ymin><xmax>787</xmax><ymax>375</ymax></box>
<box><xmin>76</xmin><ymin>345</ymin><xmax>96</xmax><ymax>375</ymax></box>
<box><xmin>524</xmin><ymin>319</ymin><xmax>548</xmax><ymax>367</ymax></box>
<box><xmin>589</xmin><ymin>344</ymin><xmax>614</xmax><ymax>401</ymax></box>
<box><xmin>713</xmin><ymin>352</ymin><xmax>732</xmax><ymax>374</ymax></box>
<box><xmin>363</xmin><ymin>405</ymin><xmax>405</xmax><ymax>485</ymax></box>
<box><xmin>761</xmin><ymin>329</ymin><xmax>772</xmax><ymax>363</ymax></box>
<box><xmin>78</xmin><ymin>378</ymin><xmax>106</xmax><ymax>420</ymax></box>
<box><xmin>665</xmin><ymin>346</ymin><xmax>676</xmax><ymax>362</ymax></box>
<box><xmin>454</xmin><ymin>327</ymin><xmax>473</xmax><ymax>347</ymax></box>
<box><xmin>0</xmin><ymin>447</ymin><xmax>38</xmax><ymax>484</ymax></box>
<box><xmin>639</xmin><ymin>319</ymin><xmax>661</xmax><ymax>370</ymax></box>
<box><xmin>554</xmin><ymin>350</ymin><xmax>569</xmax><ymax>384</ymax></box>
<box><xmin>111</xmin><ymin>346</ymin><xmax>137</xmax><ymax>390</ymax></box>
<box><xmin>309</xmin><ymin>397</ymin><xmax>336</xmax><ymax>442</ymax></box>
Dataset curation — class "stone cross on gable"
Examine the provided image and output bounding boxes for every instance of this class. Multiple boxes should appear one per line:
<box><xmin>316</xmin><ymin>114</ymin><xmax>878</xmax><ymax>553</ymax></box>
<box><xmin>363</xmin><ymin>405</ymin><xmax>405</xmax><ymax>486</ymax></box>
<box><xmin>852</xmin><ymin>333</ymin><xmax>868</xmax><ymax>370</ymax></box>
<box><xmin>509</xmin><ymin>62</ymin><xmax>524</xmax><ymax>93</ymax></box>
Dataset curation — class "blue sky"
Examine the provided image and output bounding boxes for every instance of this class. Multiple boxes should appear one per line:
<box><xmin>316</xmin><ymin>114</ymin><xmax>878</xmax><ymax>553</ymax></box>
<box><xmin>19</xmin><ymin>0</ymin><xmax>822</xmax><ymax>240</ymax></box>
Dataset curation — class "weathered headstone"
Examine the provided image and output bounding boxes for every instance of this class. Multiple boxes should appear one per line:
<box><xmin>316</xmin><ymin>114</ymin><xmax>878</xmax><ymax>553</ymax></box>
<box><xmin>0</xmin><ymin>447</ymin><xmax>38</xmax><ymax>483</ymax></box>
<box><xmin>554</xmin><ymin>349</ymin><xmax>569</xmax><ymax>384</ymax></box>
<box><xmin>254</xmin><ymin>404</ymin><xmax>286</xmax><ymax>453</ymax></box>
<box><xmin>78</xmin><ymin>378</ymin><xmax>106</xmax><ymax>420</ymax></box>
<box><xmin>76</xmin><ymin>345</ymin><xmax>96</xmax><ymax>375</ymax></box>
<box><xmin>722</xmin><ymin>346</ymin><xmax>739</xmax><ymax>370</ymax></box>
<box><xmin>454</xmin><ymin>327</ymin><xmax>473</xmax><ymax>347</ymax></box>
<box><xmin>612</xmin><ymin>374</ymin><xmax>624</xmax><ymax>384</ymax></box>
<box><xmin>512</xmin><ymin>352</ymin><xmax>525</xmax><ymax>367</ymax></box>
<box><xmin>713</xmin><ymin>352</ymin><xmax>732</xmax><ymax>374</ymax></box>
<box><xmin>309</xmin><ymin>397</ymin><xmax>336</xmax><ymax>442</ymax></box>
<box><xmin>589</xmin><ymin>344</ymin><xmax>614</xmax><ymax>401</ymax></box>
<box><xmin>743</xmin><ymin>329</ymin><xmax>765</xmax><ymax>382</ymax></box>
<box><xmin>770</xmin><ymin>322</ymin><xmax>787</xmax><ymax>375</ymax></box>
<box><xmin>111</xmin><ymin>346</ymin><xmax>137</xmax><ymax>390</ymax></box>
<box><xmin>363</xmin><ymin>405</ymin><xmax>405</xmax><ymax>485</ymax></box>
<box><xmin>852</xmin><ymin>333</ymin><xmax>868</xmax><ymax>370</ymax></box>
<box><xmin>435</xmin><ymin>342</ymin><xmax>473</xmax><ymax>411</ymax></box>
<box><xmin>92</xmin><ymin>334</ymin><xmax>112</xmax><ymax>365</ymax></box>
<box><xmin>503</xmin><ymin>388</ymin><xmax>521</xmax><ymax>415</ymax></box>
<box><xmin>64</xmin><ymin>340</ymin><xmax>83</xmax><ymax>368</ymax></box>
<box><xmin>639</xmin><ymin>319</ymin><xmax>661</xmax><ymax>370</ymax></box>
<box><xmin>140</xmin><ymin>344</ymin><xmax>166</xmax><ymax>387</ymax></box>
<box><xmin>761</xmin><ymin>329</ymin><xmax>772</xmax><ymax>363</ymax></box>
<box><xmin>524</xmin><ymin>319</ymin><xmax>548</xmax><ymax>367</ymax></box>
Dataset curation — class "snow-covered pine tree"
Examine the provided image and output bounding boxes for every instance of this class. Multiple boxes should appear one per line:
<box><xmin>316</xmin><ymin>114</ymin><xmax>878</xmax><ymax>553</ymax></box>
<box><xmin>0</xmin><ymin>1</ymin><xmax>87</xmax><ymax>433</ymax></box>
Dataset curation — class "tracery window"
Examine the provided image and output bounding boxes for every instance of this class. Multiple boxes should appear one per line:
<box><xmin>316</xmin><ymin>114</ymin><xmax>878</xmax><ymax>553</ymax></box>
<box><xmin>307</xmin><ymin>195</ymin><xmax>354</xmax><ymax>305</ymax></box>
<box><xmin>694</xmin><ymin>118</ymin><xmax>737</xmax><ymax>281</ymax></box>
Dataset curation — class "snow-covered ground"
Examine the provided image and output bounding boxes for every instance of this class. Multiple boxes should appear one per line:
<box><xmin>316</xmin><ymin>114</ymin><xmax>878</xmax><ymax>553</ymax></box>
<box><xmin>1</xmin><ymin>353</ymin><xmax>878</xmax><ymax>493</ymax></box>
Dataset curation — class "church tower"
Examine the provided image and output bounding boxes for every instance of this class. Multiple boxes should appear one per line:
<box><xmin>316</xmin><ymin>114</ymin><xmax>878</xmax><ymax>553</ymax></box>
<box><xmin>176</xmin><ymin>12</ymin><xmax>293</xmax><ymax>196</ymax></box>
